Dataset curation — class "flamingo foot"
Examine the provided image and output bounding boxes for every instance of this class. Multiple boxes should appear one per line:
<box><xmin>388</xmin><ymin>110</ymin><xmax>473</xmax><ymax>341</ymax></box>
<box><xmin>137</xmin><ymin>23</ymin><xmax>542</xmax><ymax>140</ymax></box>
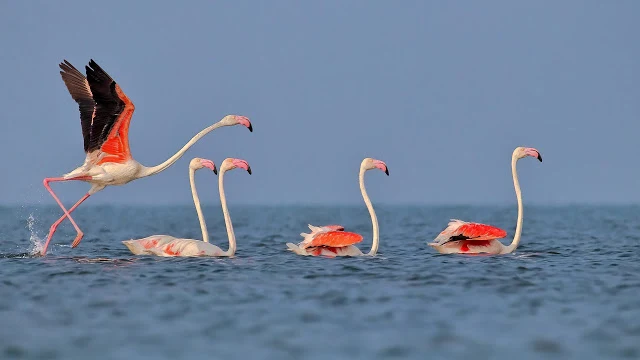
<box><xmin>71</xmin><ymin>231</ymin><xmax>84</xmax><ymax>248</ymax></box>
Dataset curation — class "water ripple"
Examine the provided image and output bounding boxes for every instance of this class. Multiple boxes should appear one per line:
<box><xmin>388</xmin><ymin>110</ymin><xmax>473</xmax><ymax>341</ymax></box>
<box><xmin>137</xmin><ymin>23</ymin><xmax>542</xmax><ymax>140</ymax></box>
<box><xmin>0</xmin><ymin>205</ymin><xmax>638</xmax><ymax>359</ymax></box>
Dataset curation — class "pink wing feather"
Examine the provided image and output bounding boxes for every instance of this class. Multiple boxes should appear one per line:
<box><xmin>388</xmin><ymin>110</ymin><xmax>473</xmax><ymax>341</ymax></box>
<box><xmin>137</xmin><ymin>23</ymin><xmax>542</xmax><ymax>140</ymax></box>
<box><xmin>321</xmin><ymin>225</ymin><xmax>345</xmax><ymax>231</ymax></box>
<box><xmin>298</xmin><ymin>224</ymin><xmax>358</xmax><ymax>249</ymax></box>
<box><xmin>433</xmin><ymin>219</ymin><xmax>506</xmax><ymax>245</ymax></box>
<box><xmin>304</xmin><ymin>231</ymin><xmax>363</xmax><ymax>248</ymax></box>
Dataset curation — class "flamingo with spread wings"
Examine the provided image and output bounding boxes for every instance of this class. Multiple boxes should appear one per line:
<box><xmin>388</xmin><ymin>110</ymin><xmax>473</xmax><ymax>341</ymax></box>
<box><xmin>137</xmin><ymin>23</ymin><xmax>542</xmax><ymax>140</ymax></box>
<box><xmin>286</xmin><ymin>158</ymin><xmax>389</xmax><ymax>257</ymax></box>
<box><xmin>122</xmin><ymin>158</ymin><xmax>251</xmax><ymax>257</ymax></box>
<box><xmin>429</xmin><ymin>147</ymin><xmax>542</xmax><ymax>255</ymax></box>
<box><xmin>41</xmin><ymin>60</ymin><xmax>252</xmax><ymax>255</ymax></box>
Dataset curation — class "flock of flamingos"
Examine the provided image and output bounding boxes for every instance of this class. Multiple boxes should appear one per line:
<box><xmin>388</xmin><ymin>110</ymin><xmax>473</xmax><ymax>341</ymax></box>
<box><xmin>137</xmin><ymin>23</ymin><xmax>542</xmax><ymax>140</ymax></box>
<box><xmin>39</xmin><ymin>59</ymin><xmax>543</xmax><ymax>258</ymax></box>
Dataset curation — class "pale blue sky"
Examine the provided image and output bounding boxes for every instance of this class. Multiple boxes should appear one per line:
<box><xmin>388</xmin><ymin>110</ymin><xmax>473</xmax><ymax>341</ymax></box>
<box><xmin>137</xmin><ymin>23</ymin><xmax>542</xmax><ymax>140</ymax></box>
<box><xmin>0</xmin><ymin>1</ymin><xmax>638</xmax><ymax>205</ymax></box>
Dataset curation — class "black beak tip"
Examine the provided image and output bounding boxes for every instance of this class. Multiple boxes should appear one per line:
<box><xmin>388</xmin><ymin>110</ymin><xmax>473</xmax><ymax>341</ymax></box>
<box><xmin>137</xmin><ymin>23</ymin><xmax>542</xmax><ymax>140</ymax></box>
<box><xmin>213</xmin><ymin>168</ymin><xmax>218</xmax><ymax>175</ymax></box>
<box><xmin>247</xmin><ymin>167</ymin><xmax>252</xmax><ymax>175</ymax></box>
<box><xmin>384</xmin><ymin>168</ymin><xmax>389</xmax><ymax>176</ymax></box>
<box><xmin>537</xmin><ymin>154</ymin><xmax>543</xmax><ymax>162</ymax></box>
<box><xmin>247</xmin><ymin>124</ymin><xmax>253</xmax><ymax>132</ymax></box>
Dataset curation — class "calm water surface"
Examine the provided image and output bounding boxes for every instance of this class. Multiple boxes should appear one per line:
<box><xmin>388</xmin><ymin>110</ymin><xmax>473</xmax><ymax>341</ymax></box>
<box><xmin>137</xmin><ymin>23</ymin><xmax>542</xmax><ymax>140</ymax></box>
<box><xmin>0</xmin><ymin>205</ymin><xmax>639</xmax><ymax>360</ymax></box>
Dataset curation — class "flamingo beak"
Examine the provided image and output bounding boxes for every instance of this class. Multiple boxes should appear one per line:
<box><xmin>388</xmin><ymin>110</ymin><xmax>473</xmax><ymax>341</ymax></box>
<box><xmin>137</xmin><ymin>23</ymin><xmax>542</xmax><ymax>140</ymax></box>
<box><xmin>231</xmin><ymin>159</ymin><xmax>251</xmax><ymax>174</ymax></box>
<box><xmin>236</xmin><ymin>116</ymin><xmax>253</xmax><ymax>132</ymax></box>
<box><xmin>524</xmin><ymin>148</ymin><xmax>542</xmax><ymax>163</ymax></box>
<box><xmin>373</xmin><ymin>160</ymin><xmax>389</xmax><ymax>175</ymax></box>
<box><xmin>201</xmin><ymin>160</ymin><xmax>217</xmax><ymax>174</ymax></box>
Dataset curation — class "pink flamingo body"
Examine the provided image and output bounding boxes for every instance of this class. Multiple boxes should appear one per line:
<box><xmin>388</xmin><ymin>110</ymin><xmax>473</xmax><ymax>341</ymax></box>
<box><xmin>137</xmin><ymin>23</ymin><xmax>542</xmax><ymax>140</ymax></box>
<box><xmin>41</xmin><ymin>60</ymin><xmax>252</xmax><ymax>255</ymax></box>
<box><xmin>287</xmin><ymin>158</ymin><xmax>389</xmax><ymax>258</ymax></box>
<box><xmin>429</xmin><ymin>220</ymin><xmax>508</xmax><ymax>254</ymax></box>
<box><xmin>124</xmin><ymin>236</ymin><xmax>230</xmax><ymax>257</ymax></box>
<box><xmin>429</xmin><ymin>147</ymin><xmax>543</xmax><ymax>255</ymax></box>
<box><xmin>123</xmin><ymin>158</ymin><xmax>251</xmax><ymax>257</ymax></box>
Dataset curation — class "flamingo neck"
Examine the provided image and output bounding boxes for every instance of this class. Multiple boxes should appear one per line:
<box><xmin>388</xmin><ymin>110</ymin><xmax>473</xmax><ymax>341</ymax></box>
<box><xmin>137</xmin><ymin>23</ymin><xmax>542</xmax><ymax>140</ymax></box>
<box><xmin>219</xmin><ymin>169</ymin><xmax>236</xmax><ymax>256</ymax></box>
<box><xmin>138</xmin><ymin>122</ymin><xmax>225</xmax><ymax>178</ymax></box>
<box><xmin>359</xmin><ymin>167</ymin><xmax>379</xmax><ymax>256</ymax></box>
<box><xmin>503</xmin><ymin>153</ymin><xmax>524</xmax><ymax>254</ymax></box>
<box><xmin>190</xmin><ymin>167</ymin><xmax>210</xmax><ymax>243</ymax></box>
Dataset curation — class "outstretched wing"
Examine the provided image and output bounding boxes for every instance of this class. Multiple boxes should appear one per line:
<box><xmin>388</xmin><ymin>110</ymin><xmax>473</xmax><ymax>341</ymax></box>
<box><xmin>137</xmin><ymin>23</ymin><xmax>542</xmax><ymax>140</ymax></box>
<box><xmin>84</xmin><ymin>59</ymin><xmax>135</xmax><ymax>164</ymax></box>
<box><xmin>433</xmin><ymin>219</ymin><xmax>506</xmax><ymax>245</ymax></box>
<box><xmin>59</xmin><ymin>60</ymin><xmax>96</xmax><ymax>153</ymax></box>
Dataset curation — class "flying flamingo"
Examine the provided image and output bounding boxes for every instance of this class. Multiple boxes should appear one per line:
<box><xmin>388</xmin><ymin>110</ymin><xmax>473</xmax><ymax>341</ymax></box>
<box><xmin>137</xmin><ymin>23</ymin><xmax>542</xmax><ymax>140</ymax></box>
<box><xmin>428</xmin><ymin>147</ymin><xmax>542</xmax><ymax>255</ymax></box>
<box><xmin>286</xmin><ymin>158</ymin><xmax>389</xmax><ymax>257</ymax></box>
<box><xmin>40</xmin><ymin>60</ymin><xmax>252</xmax><ymax>256</ymax></box>
<box><xmin>122</xmin><ymin>157</ymin><xmax>252</xmax><ymax>257</ymax></box>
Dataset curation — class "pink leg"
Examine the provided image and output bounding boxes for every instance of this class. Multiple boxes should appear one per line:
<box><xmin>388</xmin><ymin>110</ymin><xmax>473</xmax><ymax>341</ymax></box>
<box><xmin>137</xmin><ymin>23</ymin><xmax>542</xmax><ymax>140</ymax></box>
<box><xmin>63</xmin><ymin>194</ymin><xmax>90</xmax><ymax>248</ymax></box>
<box><xmin>41</xmin><ymin>177</ymin><xmax>91</xmax><ymax>255</ymax></box>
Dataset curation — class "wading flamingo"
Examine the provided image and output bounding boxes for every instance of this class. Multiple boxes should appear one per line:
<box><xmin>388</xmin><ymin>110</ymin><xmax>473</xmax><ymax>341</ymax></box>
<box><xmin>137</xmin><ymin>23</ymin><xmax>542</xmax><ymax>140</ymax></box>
<box><xmin>41</xmin><ymin>59</ymin><xmax>252</xmax><ymax>255</ymax></box>
<box><xmin>429</xmin><ymin>147</ymin><xmax>542</xmax><ymax>255</ymax></box>
<box><xmin>286</xmin><ymin>158</ymin><xmax>389</xmax><ymax>257</ymax></box>
<box><xmin>123</xmin><ymin>158</ymin><xmax>251</xmax><ymax>257</ymax></box>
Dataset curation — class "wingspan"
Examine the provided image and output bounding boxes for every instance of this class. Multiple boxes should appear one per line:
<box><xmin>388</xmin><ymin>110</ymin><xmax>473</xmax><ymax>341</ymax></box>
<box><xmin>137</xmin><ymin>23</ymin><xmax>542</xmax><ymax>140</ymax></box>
<box><xmin>59</xmin><ymin>60</ymin><xmax>96</xmax><ymax>153</ymax></box>
<box><xmin>433</xmin><ymin>219</ymin><xmax>506</xmax><ymax>245</ymax></box>
<box><xmin>59</xmin><ymin>59</ymin><xmax>136</xmax><ymax>163</ymax></box>
<box><xmin>85</xmin><ymin>59</ymin><xmax>135</xmax><ymax>164</ymax></box>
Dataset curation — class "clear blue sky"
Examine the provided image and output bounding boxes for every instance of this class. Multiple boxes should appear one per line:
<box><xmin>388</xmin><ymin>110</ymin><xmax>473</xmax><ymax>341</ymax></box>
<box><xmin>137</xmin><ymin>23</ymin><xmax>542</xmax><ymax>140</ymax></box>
<box><xmin>0</xmin><ymin>1</ymin><xmax>638</xmax><ymax>205</ymax></box>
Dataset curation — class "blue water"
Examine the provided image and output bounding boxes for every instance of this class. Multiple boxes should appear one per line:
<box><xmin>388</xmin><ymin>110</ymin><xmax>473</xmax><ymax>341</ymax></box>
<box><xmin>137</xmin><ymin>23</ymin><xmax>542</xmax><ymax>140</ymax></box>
<box><xmin>0</xmin><ymin>204</ymin><xmax>639</xmax><ymax>359</ymax></box>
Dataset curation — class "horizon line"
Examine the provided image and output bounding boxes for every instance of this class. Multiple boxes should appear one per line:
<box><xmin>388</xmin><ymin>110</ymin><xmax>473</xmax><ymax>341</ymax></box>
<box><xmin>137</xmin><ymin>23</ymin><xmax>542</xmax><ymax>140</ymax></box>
<box><xmin>2</xmin><ymin>201</ymin><xmax>640</xmax><ymax>207</ymax></box>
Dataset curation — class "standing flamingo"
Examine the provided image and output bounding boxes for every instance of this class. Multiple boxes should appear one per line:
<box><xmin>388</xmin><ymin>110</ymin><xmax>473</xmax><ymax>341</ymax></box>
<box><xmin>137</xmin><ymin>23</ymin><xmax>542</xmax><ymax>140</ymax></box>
<box><xmin>123</xmin><ymin>158</ymin><xmax>252</xmax><ymax>257</ymax></box>
<box><xmin>41</xmin><ymin>59</ymin><xmax>252</xmax><ymax>255</ymax></box>
<box><xmin>429</xmin><ymin>147</ymin><xmax>542</xmax><ymax>255</ymax></box>
<box><xmin>286</xmin><ymin>158</ymin><xmax>389</xmax><ymax>257</ymax></box>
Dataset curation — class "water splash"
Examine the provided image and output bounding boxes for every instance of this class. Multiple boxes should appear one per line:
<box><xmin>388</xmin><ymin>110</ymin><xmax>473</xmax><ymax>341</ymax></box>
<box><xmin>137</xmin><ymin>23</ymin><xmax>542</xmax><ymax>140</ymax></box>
<box><xmin>27</xmin><ymin>213</ymin><xmax>44</xmax><ymax>255</ymax></box>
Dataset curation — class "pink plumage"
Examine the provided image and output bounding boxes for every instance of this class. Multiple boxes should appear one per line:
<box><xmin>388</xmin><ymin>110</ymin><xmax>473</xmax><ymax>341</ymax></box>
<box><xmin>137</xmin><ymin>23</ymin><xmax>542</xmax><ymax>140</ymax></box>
<box><xmin>433</xmin><ymin>219</ymin><xmax>507</xmax><ymax>245</ymax></box>
<box><xmin>321</xmin><ymin>225</ymin><xmax>345</xmax><ymax>231</ymax></box>
<box><xmin>304</xmin><ymin>231</ymin><xmax>364</xmax><ymax>249</ymax></box>
<box><xmin>429</xmin><ymin>147</ymin><xmax>542</xmax><ymax>255</ymax></box>
<box><xmin>286</xmin><ymin>158</ymin><xmax>389</xmax><ymax>258</ymax></box>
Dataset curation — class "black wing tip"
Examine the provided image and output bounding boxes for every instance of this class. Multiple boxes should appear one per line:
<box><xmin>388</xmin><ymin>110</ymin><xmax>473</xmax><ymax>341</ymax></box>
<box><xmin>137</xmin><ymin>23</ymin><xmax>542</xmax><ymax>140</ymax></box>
<box><xmin>85</xmin><ymin>59</ymin><xmax>114</xmax><ymax>83</ymax></box>
<box><xmin>88</xmin><ymin>59</ymin><xmax>101</xmax><ymax>71</ymax></box>
<box><xmin>59</xmin><ymin>59</ymin><xmax>75</xmax><ymax>72</ymax></box>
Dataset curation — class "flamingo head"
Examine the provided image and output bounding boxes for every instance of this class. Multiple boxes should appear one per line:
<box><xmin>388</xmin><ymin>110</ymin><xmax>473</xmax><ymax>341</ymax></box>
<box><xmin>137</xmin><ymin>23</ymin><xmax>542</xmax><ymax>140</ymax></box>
<box><xmin>221</xmin><ymin>158</ymin><xmax>252</xmax><ymax>175</ymax></box>
<box><xmin>362</xmin><ymin>158</ymin><xmax>389</xmax><ymax>175</ymax></box>
<box><xmin>221</xmin><ymin>115</ymin><xmax>253</xmax><ymax>132</ymax></box>
<box><xmin>515</xmin><ymin>147</ymin><xmax>543</xmax><ymax>162</ymax></box>
<box><xmin>189</xmin><ymin>158</ymin><xmax>217</xmax><ymax>174</ymax></box>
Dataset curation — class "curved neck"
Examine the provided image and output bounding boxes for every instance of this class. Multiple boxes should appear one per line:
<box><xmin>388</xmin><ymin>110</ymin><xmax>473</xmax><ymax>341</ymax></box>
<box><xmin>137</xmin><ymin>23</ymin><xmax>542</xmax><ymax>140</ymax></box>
<box><xmin>138</xmin><ymin>122</ymin><xmax>225</xmax><ymax>178</ymax></box>
<box><xmin>503</xmin><ymin>154</ymin><xmax>524</xmax><ymax>254</ymax></box>
<box><xmin>190</xmin><ymin>167</ymin><xmax>210</xmax><ymax>243</ymax></box>
<box><xmin>359</xmin><ymin>167</ymin><xmax>379</xmax><ymax>256</ymax></box>
<box><xmin>219</xmin><ymin>169</ymin><xmax>236</xmax><ymax>256</ymax></box>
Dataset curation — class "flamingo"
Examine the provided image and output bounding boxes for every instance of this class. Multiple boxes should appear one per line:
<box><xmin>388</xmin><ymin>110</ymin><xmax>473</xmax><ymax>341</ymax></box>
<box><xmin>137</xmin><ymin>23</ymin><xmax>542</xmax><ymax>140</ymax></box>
<box><xmin>122</xmin><ymin>157</ymin><xmax>251</xmax><ymax>257</ymax></box>
<box><xmin>40</xmin><ymin>59</ymin><xmax>252</xmax><ymax>256</ymax></box>
<box><xmin>428</xmin><ymin>147</ymin><xmax>543</xmax><ymax>255</ymax></box>
<box><xmin>286</xmin><ymin>158</ymin><xmax>389</xmax><ymax>257</ymax></box>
